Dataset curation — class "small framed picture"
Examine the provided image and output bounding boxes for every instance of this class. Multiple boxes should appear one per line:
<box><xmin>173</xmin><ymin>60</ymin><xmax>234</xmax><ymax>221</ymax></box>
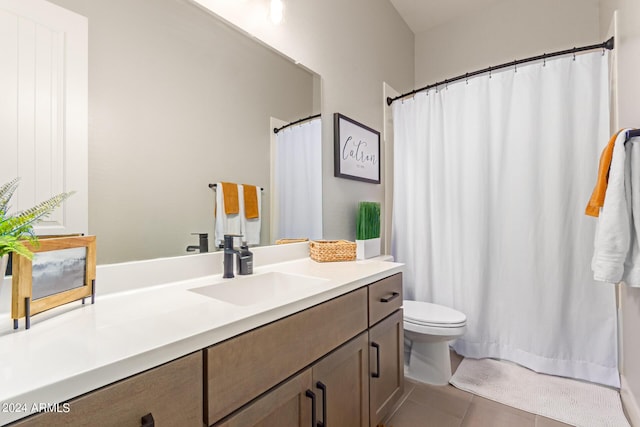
<box><xmin>11</xmin><ymin>235</ymin><xmax>96</xmax><ymax>329</ymax></box>
<box><xmin>334</xmin><ymin>113</ymin><xmax>381</xmax><ymax>184</ymax></box>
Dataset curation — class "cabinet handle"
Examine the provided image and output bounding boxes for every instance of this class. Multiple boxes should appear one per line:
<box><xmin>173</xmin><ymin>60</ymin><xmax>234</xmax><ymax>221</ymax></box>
<box><xmin>141</xmin><ymin>413</ymin><xmax>155</xmax><ymax>427</ymax></box>
<box><xmin>371</xmin><ymin>342</ymin><xmax>381</xmax><ymax>378</ymax></box>
<box><xmin>316</xmin><ymin>381</ymin><xmax>327</xmax><ymax>427</ymax></box>
<box><xmin>380</xmin><ymin>292</ymin><xmax>400</xmax><ymax>303</ymax></box>
<box><xmin>305</xmin><ymin>389</ymin><xmax>317</xmax><ymax>427</ymax></box>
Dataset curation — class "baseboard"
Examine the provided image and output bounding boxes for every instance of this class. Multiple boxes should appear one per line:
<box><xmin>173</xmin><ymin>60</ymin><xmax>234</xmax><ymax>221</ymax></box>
<box><xmin>621</xmin><ymin>375</ymin><xmax>640</xmax><ymax>426</ymax></box>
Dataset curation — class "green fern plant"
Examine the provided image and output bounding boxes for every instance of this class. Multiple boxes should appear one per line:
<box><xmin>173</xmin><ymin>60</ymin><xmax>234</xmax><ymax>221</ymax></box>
<box><xmin>0</xmin><ymin>178</ymin><xmax>74</xmax><ymax>259</ymax></box>
<box><xmin>356</xmin><ymin>202</ymin><xmax>380</xmax><ymax>240</ymax></box>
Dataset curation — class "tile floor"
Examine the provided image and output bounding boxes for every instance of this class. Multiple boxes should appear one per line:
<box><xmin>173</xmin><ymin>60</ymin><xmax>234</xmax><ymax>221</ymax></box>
<box><xmin>386</xmin><ymin>352</ymin><xmax>572</xmax><ymax>427</ymax></box>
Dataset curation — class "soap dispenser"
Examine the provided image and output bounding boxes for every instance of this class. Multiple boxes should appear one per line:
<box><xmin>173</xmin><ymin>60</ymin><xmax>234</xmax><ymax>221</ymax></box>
<box><xmin>237</xmin><ymin>242</ymin><xmax>253</xmax><ymax>275</ymax></box>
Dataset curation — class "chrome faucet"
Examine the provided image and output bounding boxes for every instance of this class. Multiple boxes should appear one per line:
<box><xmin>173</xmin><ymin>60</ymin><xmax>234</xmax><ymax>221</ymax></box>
<box><xmin>186</xmin><ymin>233</ymin><xmax>208</xmax><ymax>253</ymax></box>
<box><xmin>223</xmin><ymin>234</ymin><xmax>241</xmax><ymax>278</ymax></box>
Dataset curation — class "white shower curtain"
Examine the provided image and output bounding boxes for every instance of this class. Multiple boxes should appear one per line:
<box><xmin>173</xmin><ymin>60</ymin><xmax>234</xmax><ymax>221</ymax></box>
<box><xmin>392</xmin><ymin>51</ymin><xmax>619</xmax><ymax>387</ymax></box>
<box><xmin>274</xmin><ymin>118</ymin><xmax>322</xmax><ymax>240</ymax></box>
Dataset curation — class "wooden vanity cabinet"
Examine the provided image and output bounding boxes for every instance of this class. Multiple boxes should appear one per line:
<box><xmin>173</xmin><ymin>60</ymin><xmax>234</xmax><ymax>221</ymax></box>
<box><xmin>217</xmin><ymin>332</ymin><xmax>370</xmax><ymax>427</ymax></box>
<box><xmin>367</xmin><ymin>273</ymin><xmax>404</xmax><ymax>427</ymax></box>
<box><xmin>8</xmin><ymin>271</ymin><xmax>403</xmax><ymax>427</ymax></box>
<box><xmin>206</xmin><ymin>288</ymin><xmax>368</xmax><ymax>426</ymax></box>
<box><xmin>10</xmin><ymin>351</ymin><xmax>203</xmax><ymax>427</ymax></box>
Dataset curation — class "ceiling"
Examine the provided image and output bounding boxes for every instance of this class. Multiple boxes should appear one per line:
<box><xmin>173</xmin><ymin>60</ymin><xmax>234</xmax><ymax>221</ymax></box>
<box><xmin>389</xmin><ymin>0</ymin><xmax>504</xmax><ymax>34</ymax></box>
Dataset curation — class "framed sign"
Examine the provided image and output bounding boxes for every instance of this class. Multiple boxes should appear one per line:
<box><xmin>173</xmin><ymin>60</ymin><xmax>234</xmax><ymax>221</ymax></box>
<box><xmin>334</xmin><ymin>113</ymin><xmax>380</xmax><ymax>184</ymax></box>
<box><xmin>12</xmin><ymin>235</ymin><xmax>96</xmax><ymax>330</ymax></box>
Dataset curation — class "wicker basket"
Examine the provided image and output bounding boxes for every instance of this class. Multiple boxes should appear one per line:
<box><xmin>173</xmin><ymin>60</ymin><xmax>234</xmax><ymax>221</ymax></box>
<box><xmin>309</xmin><ymin>240</ymin><xmax>356</xmax><ymax>262</ymax></box>
<box><xmin>275</xmin><ymin>238</ymin><xmax>309</xmax><ymax>245</ymax></box>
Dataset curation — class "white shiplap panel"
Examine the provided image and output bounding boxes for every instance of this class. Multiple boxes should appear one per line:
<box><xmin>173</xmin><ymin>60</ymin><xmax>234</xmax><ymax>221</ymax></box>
<box><xmin>0</xmin><ymin>9</ymin><xmax>18</xmax><ymax>187</ymax></box>
<box><xmin>1</xmin><ymin>0</ymin><xmax>87</xmax><ymax>235</ymax></box>
<box><xmin>17</xmin><ymin>17</ymin><xmax>37</xmax><ymax>211</ymax></box>
<box><xmin>34</xmin><ymin>22</ymin><xmax>53</xmax><ymax>204</ymax></box>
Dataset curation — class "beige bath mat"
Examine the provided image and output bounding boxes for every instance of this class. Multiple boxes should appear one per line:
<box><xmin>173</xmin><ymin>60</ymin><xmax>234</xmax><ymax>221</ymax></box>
<box><xmin>450</xmin><ymin>358</ymin><xmax>629</xmax><ymax>427</ymax></box>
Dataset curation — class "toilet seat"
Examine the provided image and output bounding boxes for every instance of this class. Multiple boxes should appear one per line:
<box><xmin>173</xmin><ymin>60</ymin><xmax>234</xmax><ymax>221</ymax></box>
<box><xmin>403</xmin><ymin>300</ymin><xmax>466</xmax><ymax>328</ymax></box>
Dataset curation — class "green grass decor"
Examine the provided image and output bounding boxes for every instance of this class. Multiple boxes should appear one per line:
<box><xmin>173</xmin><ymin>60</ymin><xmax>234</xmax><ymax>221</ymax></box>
<box><xmin>356</xmin><ymin>202</ymin><xmax>380</xmax><ymax>240</ymax></box>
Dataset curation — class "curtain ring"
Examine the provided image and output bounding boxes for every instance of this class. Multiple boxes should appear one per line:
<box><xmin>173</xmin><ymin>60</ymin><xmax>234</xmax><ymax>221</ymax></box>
<box><xmin>465</xmin><ymin>72</ymin><xmax>469</xmax><ymax>85</ymax></box>
<box><xmin>514</xmin><ymin>60</ymin><xmax>517</xmax><ymax>73</ymax></box>
<box><xmin>445</xmin><ymin>80</ymin><xmax>448</xmax><ymax>90</ymax></box>
<box><xmin>543</xmin><ymin>53</ymin><xmax>546</xmax><ymax>67</ymax></box>
<box><xmin>602</xmin><ymin>47</ymin><xmax>605</xmax><ymax>56</ymax></box>
<box><xmin>489</xmin><ymin>68</ymin><xmax>492</xmax><ymax>79</ymax></box>
<box><xmin>573</xmin><ymin>49</ymin><xmax>576</xmax><ymax>61</ymax></box>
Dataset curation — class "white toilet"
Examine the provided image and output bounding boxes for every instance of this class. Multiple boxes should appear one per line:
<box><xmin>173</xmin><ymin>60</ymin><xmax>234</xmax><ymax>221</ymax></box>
<box><xmin>403</xmin><ymin>300</ymin><xmax>467</xmax><ymax>385</ymax></box>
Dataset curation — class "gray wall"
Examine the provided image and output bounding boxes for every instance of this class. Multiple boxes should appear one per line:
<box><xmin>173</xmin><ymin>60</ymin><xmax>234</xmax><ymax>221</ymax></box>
<box><xmin>195</xmin><ymin>0</ymin><xmax>416</xmax><ymax>248</ymax></box>
<box><xmin>48</xmin><ymin>0</ymin><xmax>317</xmax><ymax>264</ymax></box>
<box><xmin>414</xmin><ymin>0</ymin><xmax>600</xmax><ymax>86</ymax></box>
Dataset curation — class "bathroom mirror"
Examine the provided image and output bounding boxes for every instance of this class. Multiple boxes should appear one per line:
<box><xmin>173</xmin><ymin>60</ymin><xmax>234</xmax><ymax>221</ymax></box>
<box><xmin>47</xmin><ymin>0</ymin><xmax>321</xmax><ymax>264</ymax></box>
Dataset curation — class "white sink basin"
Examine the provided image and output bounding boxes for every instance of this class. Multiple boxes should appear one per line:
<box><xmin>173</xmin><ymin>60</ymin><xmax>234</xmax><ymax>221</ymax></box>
<box><xmin>189</xmin><ymin>271</ymin><xmax>329</xmax><ymax>306</ymax></box>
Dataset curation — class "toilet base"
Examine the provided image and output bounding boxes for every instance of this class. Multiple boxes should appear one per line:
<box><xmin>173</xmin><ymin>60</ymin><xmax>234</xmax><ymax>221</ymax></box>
<box><xmin>404</xmin><ymin>340</ymin><xmax>452</xmax><ymax>386</ymax></box>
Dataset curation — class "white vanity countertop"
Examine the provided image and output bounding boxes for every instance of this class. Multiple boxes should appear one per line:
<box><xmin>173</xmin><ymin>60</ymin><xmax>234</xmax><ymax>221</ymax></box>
<box><xmin>0</xmin><ymin>253</ymin><xmax>402</xmax><ymax>425</ymax></box>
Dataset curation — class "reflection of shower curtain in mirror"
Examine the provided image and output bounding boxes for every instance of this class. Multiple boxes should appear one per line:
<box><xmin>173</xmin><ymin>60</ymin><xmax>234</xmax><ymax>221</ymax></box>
<box><xmin>392</xmin><ymin>51</ymin><xmax>619</xmax><ymax>387</ymax></box>
<box><xmin>275</xmin><ymin>118</ymin><xmax>322</xmax><ymax>240</ymax></box>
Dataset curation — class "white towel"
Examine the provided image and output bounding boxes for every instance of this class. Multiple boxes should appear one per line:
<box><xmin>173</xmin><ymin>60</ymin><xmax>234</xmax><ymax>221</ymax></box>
<box><xmin>214</xmin><ymin>182</ymin><xmax>242</xmax><ymax>248</ymax></box>
<box><xmin>592</xmin><ymin>130</ymin><xmax>640</xmax><ymax>286</ymax></box>
<box><xmin>239</xmin><ymin>184</ymin><xmax>262</xmax><ymax>246</ymax></box>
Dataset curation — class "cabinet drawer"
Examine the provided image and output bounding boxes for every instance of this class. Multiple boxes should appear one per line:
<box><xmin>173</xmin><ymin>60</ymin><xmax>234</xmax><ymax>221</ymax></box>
<box><xmin>368</xmin><ymin>273</ymin><xmax>402</xmax><ymax>327</ymax></box>
<box><xmin>11</xmin><ymin>352</ymin><xmax>203</xmax><ymax>427</ymax></box>
<box><xmin>206</xmin><ymin>287</ymin><xmax>368</xmax><ymax>426</ymax></box>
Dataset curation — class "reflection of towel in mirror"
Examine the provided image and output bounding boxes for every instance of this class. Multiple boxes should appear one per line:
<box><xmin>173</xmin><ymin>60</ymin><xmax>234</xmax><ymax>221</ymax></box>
<box><xmin>215</xmin><ymin>182</ymin><xmax>241</xmax><ymax>248</ymax></box>
<box><xmin>243</xmin><ymin>184</ymin><xmax>259</xmax><ymax>219</ymax></box>
<box><xmin>221</xmin><ymin>182</ymin><xmax>239</xmax><ymax>214</ymax></box>
<box><xmin>239</xmin><ymin>184</ymin><xmax>261</xmax><ymax>245</ymax></box>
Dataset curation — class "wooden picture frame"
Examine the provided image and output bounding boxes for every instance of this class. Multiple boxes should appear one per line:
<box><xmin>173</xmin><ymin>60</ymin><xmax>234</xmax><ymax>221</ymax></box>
<box><xmin>333</xmin><ymin>113</ymin><xmax>381</xmax><ymax>184</ymax></box>
<box><xmin>12</xmin><ymin>235</ymin><xmax>96</xmax><ymax>330</ymax></box>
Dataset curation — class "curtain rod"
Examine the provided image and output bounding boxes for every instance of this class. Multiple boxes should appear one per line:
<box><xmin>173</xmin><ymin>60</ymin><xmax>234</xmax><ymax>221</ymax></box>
<box><xmin>387</xmin><ymin>37</ymin><xmax>615</xmax><ymax>106</ymax></box>
<box><xmin>273</xmin><ymin>113</ymin><xmax>321</xmax><ymax>134</ymax></box>
<box><xmin>209</xmin><ymin>183</ymin><xmax>264</xmax><ymax>191</ymax></box>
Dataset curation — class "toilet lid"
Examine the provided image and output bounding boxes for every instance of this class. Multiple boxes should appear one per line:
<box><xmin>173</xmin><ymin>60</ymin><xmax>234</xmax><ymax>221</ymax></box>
<box><xmin>403</xmin><ymin>300</ymin><xmax>466</xmax><ymax>327</ymax></box>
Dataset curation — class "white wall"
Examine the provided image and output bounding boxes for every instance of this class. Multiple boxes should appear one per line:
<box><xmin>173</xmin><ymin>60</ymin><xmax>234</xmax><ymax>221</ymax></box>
<box><xmin>191</xmin><ymin>0</ymin><xmax>415</xmax><ymax>245</ymax></box>
<box><xmin>47</xmin><ymin>0</ymin><xmax>317</xmax><ymax>264</ymax></box>
<box><xmin>414</xmin><ymin>0</ymin><xmax>600</xmax><ymax>86</ymax></box>
<box><xmin>599</xmin><ymin>0</ymin><xmax>640</xmax><ymax>422</ymax></box>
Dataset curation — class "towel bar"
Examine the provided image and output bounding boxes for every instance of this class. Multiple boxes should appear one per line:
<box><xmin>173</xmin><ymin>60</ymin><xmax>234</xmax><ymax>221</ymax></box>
<box><xmin>209</xmin><ymin>183</ymin><xmax>263</xmax><ymax>191</ymax></box>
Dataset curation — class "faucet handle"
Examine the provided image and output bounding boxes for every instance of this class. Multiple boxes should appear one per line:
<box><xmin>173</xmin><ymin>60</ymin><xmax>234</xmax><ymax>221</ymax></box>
<box><xmin>223</xmin><ymin>234</ymin><xmax>243</xmax><ymax>249</ymax></box>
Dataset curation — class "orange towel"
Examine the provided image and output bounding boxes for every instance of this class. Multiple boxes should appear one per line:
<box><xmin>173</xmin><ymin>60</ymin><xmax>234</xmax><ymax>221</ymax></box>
<box><xmin>243</xmin><ymin>184</ymin><xmax>259</xmax><ymax>219</ymax></box>
<box><xmin>585</xmin><ymin>130</ymin><xmax>624</xmax><ymax>217</ymax></box>
<box><xmin>221</xmin><ymin>182</ymin><xmax>239</xmax><ymax>215</ymax></box>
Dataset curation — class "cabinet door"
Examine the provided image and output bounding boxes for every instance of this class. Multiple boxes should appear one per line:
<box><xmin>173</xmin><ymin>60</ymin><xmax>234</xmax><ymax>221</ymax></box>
<box><xmin>10</xmin><ymin>352</ymin><xmax>203</xmax><ymax>427</ymax></box>
<box><xmin>312</xmin><ymin>332</ymin><xmax>369</xmax><ymax>427</ymax></box>
<box><xmin>369</xmin><ymin>310</ymin><xmax>404</xmax><ymax>427</ymax></box>
<box><xmin>216</xmin><ymin>369</ymin><xmax>314</xmax><ymax>427</ymax></box>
